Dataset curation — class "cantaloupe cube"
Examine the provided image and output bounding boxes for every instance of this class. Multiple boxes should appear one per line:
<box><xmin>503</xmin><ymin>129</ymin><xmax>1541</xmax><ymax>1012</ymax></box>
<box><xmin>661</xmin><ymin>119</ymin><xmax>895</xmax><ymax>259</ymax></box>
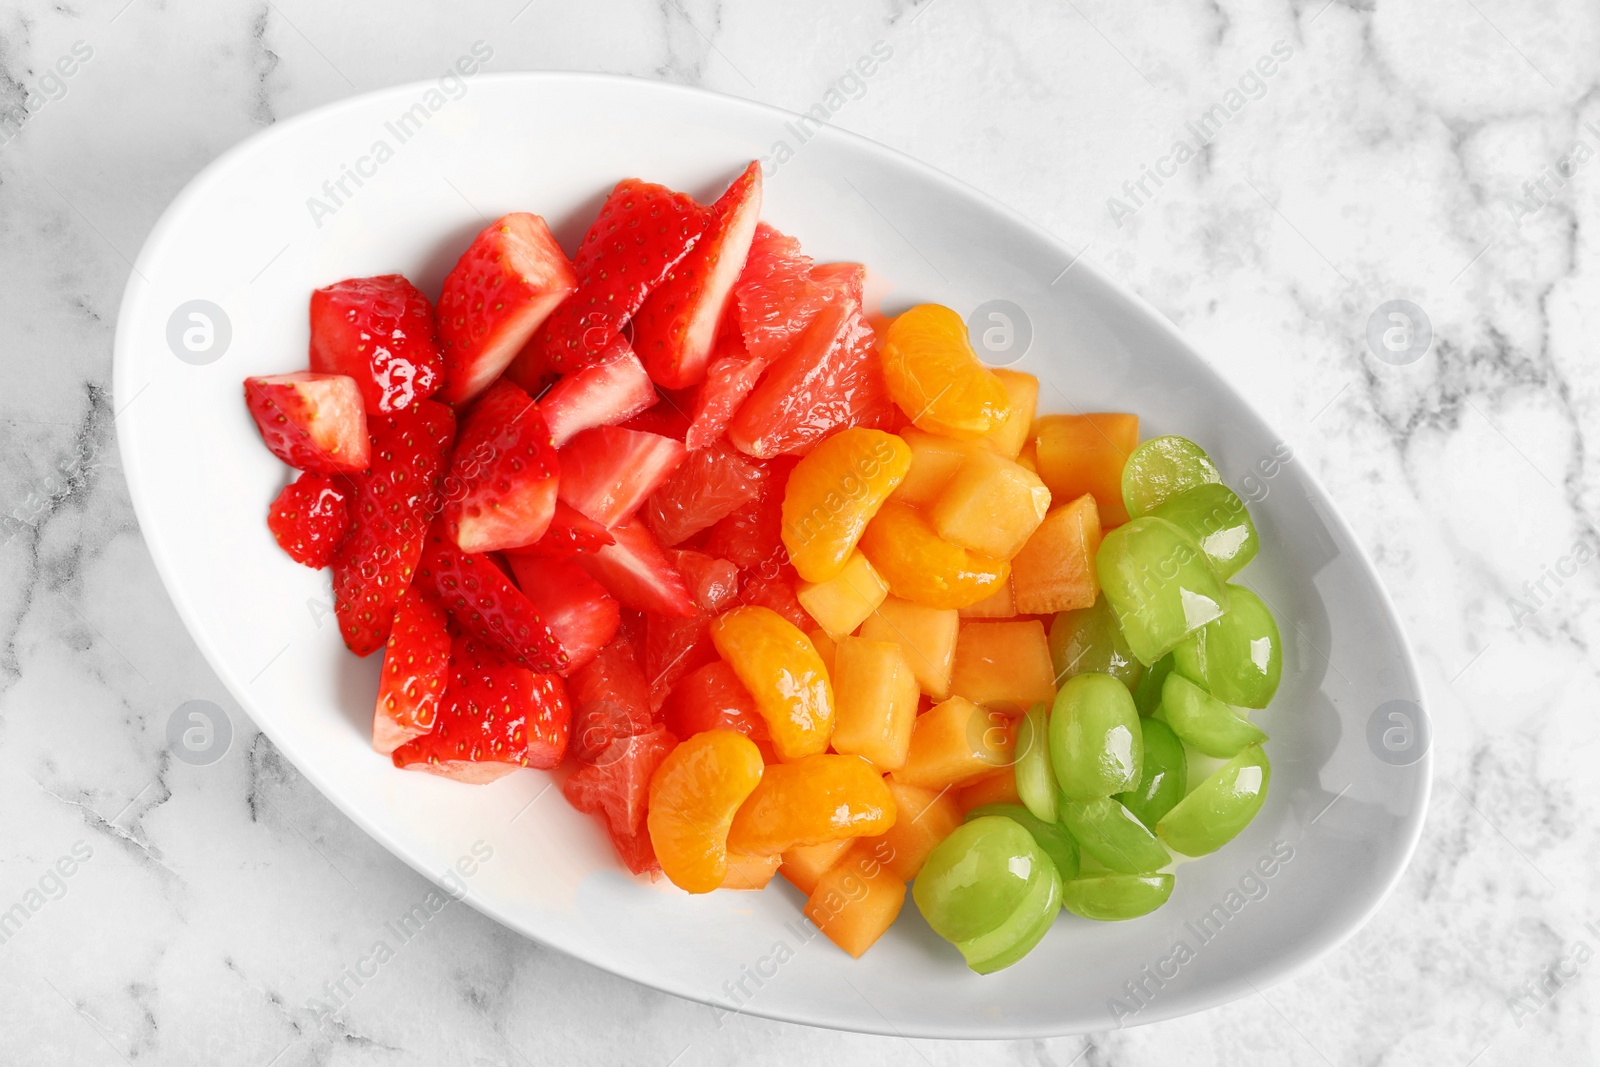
<box><xmin>859</xmin><ymin>596</ymin><xmax>958</xmax><ymax>700</ymax></box>
<box><xmin>978</xmin><ymin>369</ymin><xmax>1038</xmax><ymax>459</ymax></box>
<box><xmin>1033</xmin><ymin>413</ymin><xmax>1138</xmax><ymax>528</ymax></box>
<box><xmin>955</xmin><ymin>766</ymin><xmax>1021</xmax><ymax>812</ymax></box>
<box><xmin>859</xmin><ymin>780</ymin><xmax>965</xmax><ymax>881</ymax></box>
<box><xmin>931</xmin><ymin>451</ymin><xmax>1051</xmax><ymax>560</ymax></box>
<box><xmin>808</xmin><ymin>628</ymin><xmax>837</xmax><ymax>679</ymax></box>
<box><xmin>949</xmin><ymin>620</ymin><xmax>1056</xmax><ymax>712</ymax></box>
<box><xmin>780</xmin><ymin>838</ymin><xmax>855</xmax><ymax>895</ymax></box>
<box><xmin>804</xmin><ymin>849</ymin><xmax>907</xmax><ymax>958</ymax></box>
<box><xmin>796</xmin><ymin>550</ymin><xmax>889</xmax><ymax>638</ymax></box>
<box><xmin>1012</xmin><ymin>492</ymin><xmax>1102</xmax><ymax>615</ymax></box>
<box><xmin>720</xmin><ymin>852</ymin><xmax>783</xmax><ymax>890</ymax></box>
<box><xmin>831</xmin><ymin>637</ymin><xmax>920</xmax><ymax>770</ymax></box>
<box><xmin>958</xmin><ymin>577</ymin><xmax>1016</xmax><ymax>619</ymax></box>
<box><xmin>888</xmin><ymin>428</ymin><xmax>981</xmax><ymax>507</ymax></box>
<box><xmin>891</xmin><ymin>696</ymin><xmax>1014</xmax><ymax>790</ymax></box>
<box><xmin>1015</xmin><ymin>440</ymin><xmax>1038</xmax><ymax>474</ymax></box>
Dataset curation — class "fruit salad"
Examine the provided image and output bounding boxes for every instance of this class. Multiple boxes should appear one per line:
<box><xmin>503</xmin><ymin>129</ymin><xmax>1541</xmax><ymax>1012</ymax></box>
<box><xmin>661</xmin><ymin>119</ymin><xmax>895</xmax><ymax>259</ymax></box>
<box><xmin>243</xmin><ymin>162</ymin><xmax>1282</xmax><ymax>973</ymax></box>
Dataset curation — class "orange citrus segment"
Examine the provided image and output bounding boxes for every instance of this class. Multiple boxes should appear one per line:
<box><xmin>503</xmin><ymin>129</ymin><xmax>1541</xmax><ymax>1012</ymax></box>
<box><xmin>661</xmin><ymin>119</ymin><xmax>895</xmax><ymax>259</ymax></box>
<box><xmin>781</xmin><ymin>427</ymin><xmax>912</xmax><ymax>583</ymax></box>
<box><xmin>858</xmin><ymin>499</ymin><xmax>1010</xmax><ymax>610</ymax></box>
<box><xmin>710</xmin><ymin>606</ymin><xmax>835</xmax><ymax>760</ymax></box>
<box><xmin>727</xmin><ymin>753</ymin><xmax>896</xmax><ymax>855</ymax></box>
<box><xmin>881</xmin><ymin>304</ymin><xmax>1010</xmax><ymax>439</ymax></box>
<box><xmin>646</xmin><ymin>729</ymin><xmax>765</xmax><ymax>894</ymax></box>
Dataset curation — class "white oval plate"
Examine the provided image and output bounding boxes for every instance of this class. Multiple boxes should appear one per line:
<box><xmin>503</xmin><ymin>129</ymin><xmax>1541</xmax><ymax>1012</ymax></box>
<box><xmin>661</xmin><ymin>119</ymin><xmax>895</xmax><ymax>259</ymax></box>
<box><xmin>114</xmin><ymin>73</ymin><xmax>1430</xmax><ymax>1038</ymax></box>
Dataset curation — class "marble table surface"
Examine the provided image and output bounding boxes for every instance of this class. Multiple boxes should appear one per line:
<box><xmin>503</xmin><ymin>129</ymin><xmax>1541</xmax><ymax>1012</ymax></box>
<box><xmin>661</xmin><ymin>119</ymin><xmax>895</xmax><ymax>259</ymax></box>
<box><xmin>3</xmin><ymin>0</ymin><xmax>1598</xmax><ymax>1063</ymax></box>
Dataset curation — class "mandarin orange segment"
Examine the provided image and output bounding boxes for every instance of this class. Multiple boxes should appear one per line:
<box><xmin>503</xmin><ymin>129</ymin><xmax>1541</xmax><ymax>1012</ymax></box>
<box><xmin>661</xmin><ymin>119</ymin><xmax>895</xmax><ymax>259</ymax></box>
<box><xmin>719</xmin><ymin>851</ymin><xmax>784</xmax><ymax>890</ymax></box>
<box><xmin>726</xmin><ymin>753</ymin><xmax>896</xmax><ymax>855</ymax></box>
<box><xmin>710</xmin><ymin>606</ymin><xmax>835</xmax><ymax>761</ymax></box>
<box><xmin>881</xmin><ymin>304</ymin><xmax>1010</xmax><ymax>439</ymax></box>
<box><xmin>781</xmin><ymin>428</ymin><xmax>911</xmax><ymax>583</ymax></box>
<box><xmin>647</xmin><ymin>729</ymin><xmax>765</xmax><ymax>894</ymax></box>
<box><xmin>858</xmin><ymin>500</ymin><xmax>1010</xmax><ymax>610</ymax></box>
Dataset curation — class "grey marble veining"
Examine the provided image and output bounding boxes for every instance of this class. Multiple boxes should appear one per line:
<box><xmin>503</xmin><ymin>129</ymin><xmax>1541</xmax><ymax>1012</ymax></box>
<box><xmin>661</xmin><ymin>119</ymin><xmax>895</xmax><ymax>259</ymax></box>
<box><xmin>1</xmin><ymin>0</ymin><xmax>1597</xmax><ymax>1063</ymax></box>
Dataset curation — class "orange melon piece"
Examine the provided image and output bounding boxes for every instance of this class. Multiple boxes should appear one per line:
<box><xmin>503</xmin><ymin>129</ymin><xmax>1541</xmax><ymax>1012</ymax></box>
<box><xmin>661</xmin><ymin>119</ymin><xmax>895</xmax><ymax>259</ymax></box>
<box><xmin>860</xmin><ymin>780</ymin><xmax>965</xmax><ymax>881</ymax></box>
<box><xmin>958</xmin><ymin>577</ymin><xmax>1016</xmax><ymax>619</ymax></box>
<box><xmin>720</xmin><ymin>852</ymin><xmax>783</xmax><ymax>890</ymax></box>
<box><xmin>1015</xmin><ymin>439</ymin><xmax>1038</xmax><ymax>474</ymax></box>
<box><xmin>781</xmin><ymin>837</ymin><xmax>855</xmax><ymax>895</ymax></box>
<box><xmin>888</xmin><ymin>428</ymin><xmax>981</xmax><ymax>507</ymax></box>
<box><xmin>808</xmin><ymin>628</ymin><xmax>837</xmax><ymax>679</ymax></box>
<box><xmin>891</xmin><ymin>696</ymin><xmax>1014</xmax><ymax>790</ymax></box>
<box><xmin>859</xmin><ymin>596</ymin><xmax>958</xmax><ymax>700</ymax></box>
<box><xmin>1033</xmin><ymin>412</ymin><xmax>1138</xmax><ymax>528</ymax></box>
<box><xmin>955</xmin><ymin>766</ymin><xmax>1021</xmax><ymax>812</ymax></box>
<box><xmin>978</xmin><ymin>369</ymin><xmax>1038</xmax><ymax>459</ymax></box>
<box><xmin>796</xmin><ymin>549</ymin><xmax>889</xmax><ymax>638</ymax></box>
<box><xmin>949</xmin><ymin>619</ymin><xmax>1056</xmax><ymax>712</ymax></box>
<box><xmin>804</xmin><ymin>847</ymin><xmax>907</xmax><ymax>958</ymax></box>
<box><xmin>1011</xmin><ymin>493</ymin><xmax>1103</xmax><ymax>615</ymax></box>
<box><xmin>930</xmin><ymin>450</ymin><xmax>1051</xmax><ymax>560</ymax></box>
<box><xmin>831</xmin><ymin>637</ymin><xmax>920</xmax><ymax>770</ymax></box>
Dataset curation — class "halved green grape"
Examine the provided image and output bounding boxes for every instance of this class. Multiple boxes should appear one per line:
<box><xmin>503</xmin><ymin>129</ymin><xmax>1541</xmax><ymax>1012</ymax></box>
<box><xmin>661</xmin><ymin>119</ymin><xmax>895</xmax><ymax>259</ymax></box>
<box><xmin>1134</xmin><ymin>653</ymin><xmax>1174</xmax><ymax>717</ymax></box>
<box><xmin>1058</xmin><ymin>796</ymin><xmax>1170</xmax><ymax>873</ymax></box>
<box><xmin>1048</xmin><ymin>595</ymin><xmax>1144</xmax><ymax>693</ymax></box>
<box><xmin>1157</xmin><ymin>744</ymin><xmax>1271</xmax><ymax>856</ymax></box>
<box><xmin>1096</xmin><ymin>517</ymin><xmax>1231</xmax><ymax>665</ymax></box>
<box><xmin>1148</xmin><ymin>482</ymin><xmax>1258</xmax><ymax>579</ymax></box>
<box><xmin>1115</xmin><ymin>717</ymin><xmax>1187</xmax><ymax>829</ymax></box>
<box><xmin>1121</xmin><ymin>435</ymin><xmax>1221</xmax><ymax>518</ymax></box>
<box><xmin>912</xmin><ymin>816</ymin><xmax>1044</xmax><ymax>943</ymax></box>
<box><xmin>1159</xmin><ymin>673</ymin><xmax>1268</xmax><ymax>758</ymax></box>
<box><xmin>1171</xmin><ymin>585</ymin><xmax>1282</xmax><ymax>708</ymax></box>
<box><xmin>967</xmin><ymin>804</ymin><xmax>1081</xmax><ymax>882</ymax></box>
<box><xmin>955</xmin><ymin>856</ymin><xmax>1062</xmax><ymax>974</ymax></box>
<box><xmin>1061</xmin><ymin>872</ymin><xmax>1175</xmax><ymax>921</ymax></box>
<box><xmin>1014</xmin><ymin>702</ymin><xmax>1059</xmax><ymax>823</ymax></box>
<box><xmin>1050</xmin><ymin>674</ymin><xmax>1142</xmax><ymax>800</ymax></box>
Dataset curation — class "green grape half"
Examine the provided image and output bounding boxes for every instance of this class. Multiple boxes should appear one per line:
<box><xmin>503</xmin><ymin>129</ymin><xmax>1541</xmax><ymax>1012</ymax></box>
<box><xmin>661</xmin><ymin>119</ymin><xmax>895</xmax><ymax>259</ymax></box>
<box><xmin>1014</xmin><ymin>702</ymin><xmax>1059</xmax><ymax>823</ymax></box>
<box><xmin>956</xmin><ymin>855</ymin><xmax>1063</xmax><ymax>974</ymax></box>
<box><xmin>1115</xmin><ymin>716</ymin><xmax>1188</xmax><ymax>829</ymax></box>
<box><xmin>966</xmin><ymin>804</ymin><xmax>1081</xmax><ymax>882</ymax></box>
<box><xmin>1134</xmin><ymin>653</ymin><xmax>1175</xmax><ymax>717</ymax></box>
<box><xmin>1096</xmin><ymin>517</ymin><xmax>1231</xmax><ymax>665</ymax></box>
<box><xmin>912</xmin><ymin>816</ymin><xmax>1046</xmax><ymax>943</ymax></box>
<box><xmin>1059</xmin><ymin>796</ymin><xmax>1171</xmax><ymax>873</ymax></box>
<box><xmin>1061</xmin><ymin>872</ymin><xmax>1175</xmax><ymax>921</ymax></box>
<box><xmin>1157</xmin><ymin>744</ymin><xmax>1271</xmax><ymax>856</ymax></box>
<box><xmin>1121</xmin><ymin>435</ymin><xmax>1221</xmax><ymax>518</ymax></box>
<box><xmin>1048</xmin><ymin>595</ymin><xmax>1144</xmax><ymax>693</ymax></box>
<box><xmin>1148</xmin><ymin>482</ymin><xmax>1258</xmax><ymax>579</ymax></box>
<box><xmin>1159</xmin><ymin>673</ymin><xmax>1268</xmax><ymax>758</ymax></box>
<box><xmin>1050</xmin><ymin>673</ymin><xmax>1142</xmax><ymax>800</ymax></box>
<box><xmin>1171</xmin><ymin>584</ymin><xmax>1282</xmax><ymax>708</ymax></box>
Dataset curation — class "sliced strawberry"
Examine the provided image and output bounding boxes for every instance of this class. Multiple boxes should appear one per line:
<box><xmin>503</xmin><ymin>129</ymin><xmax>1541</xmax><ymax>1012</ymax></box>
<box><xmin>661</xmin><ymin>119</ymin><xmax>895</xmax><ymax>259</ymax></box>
<box><xmin>528</xmin><ymin>178</ymin><xmax>708</xmax><ymax>375</ymax></box>
<box><xmin>504</xmin><ymin>554</ymin><xmax>620</xmax><ymax>673</ymax></box>
<box><xmin>267</xmin><ymin>473</ymin><xmax>350</xmax><ymax>568</ymax></box>
<box><xmin>562</xmin><ymin>725</ymin><xmax>677</xmax><ymax>835</ymax></box>
<box><xmin>372</xmin><ymin>586</ymin><xmax>450</xmax><ymax>754</ymax></box>
<box><xmin>506</xmin><ymin>500</ymin><xmax>614</xmax><ymax>558</ymax></box>
<box><xmin>309</xmin><ymin>274</ymin><xmax>444</xmax><ymax>413</ymax></box>
<box><xmin>331</xmin><ymin>400</ymin><xmax>456</xmax><ymax>656</ymax></box>
<box><xmin>633</xmin><ymin>163</ymin><xmax>764</xmax><ymax>389</ymax></box>
<box><xmin>735</xmin><ymin>222</ymin><xmax>834</xmax><ymax>364</ymax></box>
<box><xmin>661</xmin><ymin>660</ymin><xmax>773</xmax><ymax>757</ymax></box>
<box><xmin>244</xmin><ymin>372</ymin><xmax>370</xmax><ymax>474</ymax></box>
<box><xmin>568</xmin><ymin>627</ymin><xmax>654</xmax><ymax>763</ymax></box>
<box><xmin>700</xmin><ymin>457</ymin><xmax>793</xmax><ymax>569</ymax></box>
<box><xmin>534</xmin><ymin>339</ymin><xmax>657</xmax><ymax>448</ymax></box>
<box><xmin>416</xmin><ymin>522</ymin><xmax>569</xmax><ymax>673</ymax></box>
<box><xmin>440</xmin><ymin>379</ymin><xmax>558</xmax><ymax>553</ymax></box>
<box><xmin>645</xmin><ymin>438</ymin><xmax>767</xmax><ymax>546</ymax></box>
<box><xmin>392</xmin><ymin>631</ymin><xmax>570</xmax><ymax>780</ymax></box>
<box><xmin>575</xmin><ymin>519</ymin><xmax>695</xmax><ymax>617</ymax></box>
<box><xmin>556</xmin><ymin>426</ymin><xmax>686</xmax><ymax>528</ymax></box>
<box><xmin>619</xmin><ymin>396</ymin><xmax>691</xmax><ymax>439</ymax></box>
<box><xmin>437</xmin><ymin>213</ymin><xmax>578</xmax><ymax>405</ymax></box>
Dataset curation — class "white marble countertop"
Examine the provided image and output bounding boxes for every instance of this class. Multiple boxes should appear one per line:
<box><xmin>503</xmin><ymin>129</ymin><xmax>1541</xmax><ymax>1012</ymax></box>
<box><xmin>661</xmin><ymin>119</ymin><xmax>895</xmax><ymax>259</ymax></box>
<box><xmin>3</xmin><ymin>0</ymin><xmax>1598</xmax><ymax>1063</ymax></box>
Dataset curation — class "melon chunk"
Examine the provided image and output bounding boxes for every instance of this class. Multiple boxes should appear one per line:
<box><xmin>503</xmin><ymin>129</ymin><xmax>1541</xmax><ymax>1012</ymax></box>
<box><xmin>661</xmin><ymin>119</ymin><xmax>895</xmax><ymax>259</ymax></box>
<box><xmin>1033</xmin><ymin>413</ymin><xmax>1138</xmax><ymax>528</ymax></box>
<box><xmin>956</xmin><ymin>766</ymin><xmax>1021</xmax><ymax>812</ymax></box>
<box><xmin>796</xmin><ymin>550</ymin><xmax>889</xmax><ymax>638</ymax></box>
<box><xmin>808</xmin><ymin>628</ymin><xmax>837</xmax><ymax>679</ymax></box>
<box><xmin>781</xmin><ymin>837</ymin><xmax>855</xmax><ymax>895</ymax></box>
<box><xmin>804</xmin><ymin>844</ymin><xmax>907</xmax><ymax>958</ymax></box>
<box><xmin>858</xmin><ymin>780</ymin><xmax>965</xmax><ymax>881</ymax></box>
<box><xmin>888</xmin><ymin>428</ymin><xmax>981</xmax><ymax>507</ymax></box>
<box><xmin>831</xmin><ymin>637</ymin><xmax>920</xmax><ymax>770</ymax></box>
<box><xmin>1011</xmin><ymin>492</ymin><xmax>1103</xmax><ymax>615</ymax></box>
<box><xmin>949</xmin><ymin>619</ymin><xmax>1056</xmax><ymax>712</ymax></box>
<box><xmin>977</xmin><ymin>369</ymin><xmax>1038</xmax><ymax>459</ymax></box>
<box><xmin>931</xmin><ymin>450</ymin><xmax>1051</xmax><ymax>560</ymax></box>
<box><xmin>958</xmin><ymin>578</ymin><xmax>1016</xmax><ymax>619</ymax></box>
<box><xmin>859</xmin><ymin>596</ymin><xmax>958</xmax><ymax>700</ymax></box>
<box><xmin>892</xmin><ymin>696</ymin><xmax>1014</xmax><ymax>791</ymax></box>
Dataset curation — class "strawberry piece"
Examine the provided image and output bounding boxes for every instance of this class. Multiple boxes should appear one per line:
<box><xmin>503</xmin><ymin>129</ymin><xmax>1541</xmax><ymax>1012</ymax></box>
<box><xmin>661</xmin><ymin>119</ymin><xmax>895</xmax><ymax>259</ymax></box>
<box><xmin>372</xmin><ymin>586</ymin><xmax>450</xmax><ymax>754</ymax></box>
<box><xmin>244</xmin><ymin>373</ymin><xmax>370</xmax><ymax>474</ymax></box>
<box><xmin>440</xmin><ymin>379</ymin><xmax>559</xmax><ymax>553</ymax></box>
<box><xmin>437</xmin><ymin>213</ymin><xmax>578</xmax><ymax>405</ymax></box>
<box><xmin>533</xmin><ymin>339</ymin><xmax>657</xmax><ymax>448</ymax></box>
<box><xmin>526</xmin><ymin>178</ymin><xmax>708</xmax><ymax>375</ymax></box>
<box><xmin>633</xmin><ymin>162</ymin><xmax>764</xmax><ymax>389</ymax></box>
<box><xmin>308</xmin><ymin>274</ymin><xmax>444</xmax><ymax>413</ymax></box>
<box><xmin>267</xmin><ymin>473</ymin><xmax>350</xmax><ymax>568</ymax></box>
<box><xmin>568</xmin><ymin>628</ymin><xmax>654</xmax><ymax>763</ymax></box>
<box><xmin>392</xmin><ymin>632</ymin><xmax>571</xmax><ymax>781</ymax></box>
<box><xmin>661</xmin><ymin>660</ymin><xmax>773</xmax><ymax>757</ymax></box>
<box><xmin>645</xmin><ymin>438</ymin><xmax>766</xmax><ymax>546</ymax></box>
<box><xmin>416</xmin><ymin>522</ymin><xmax>569</xmax><ymax>673</ymax></box>
<box><xmin>563</xmin><ymin>725</ymin><xmax>677</xmax><ymax>835</ymax></box>
<box><xmin>700</xmin><ymin>457</ymin><xmax>793</xmax><ymax>569</ymax></box>
<box><xmin>619</xmin><ymin>396</ymin><xmax>691</xmax><ymax>440</ymax></box>
<box><xmin>575</xmin><ymin>519</ymin><xmax>695</xmax><ymax>617</ymax></box>
<box><xmin>556</xmin><ymin>426</ymin><xmax>686</xmax><ymax>528</ymax></box>
<box><xmin>504</xmin><ymin>554</ymin><xmax>621</xmax><ymax>673</ymax></box>
<box><xmin>734</xmin><ymin>222</ymin><xmax>834</xmax><ymax>364</ymax></box>
<box><xmin>331</xmin><ymin>401</ymin><xmax>456</xmax><ymax>656</ymax></box>
<box><xmin>506</xmin><ymin>500</ymin><xmax>614</xmax><ymax>558</ymax></box>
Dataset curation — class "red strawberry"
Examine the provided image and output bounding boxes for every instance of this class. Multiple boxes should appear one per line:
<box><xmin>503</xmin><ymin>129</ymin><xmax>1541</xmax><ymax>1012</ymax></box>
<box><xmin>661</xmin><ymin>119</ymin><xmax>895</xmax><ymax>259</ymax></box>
<box><xmin>645</xmin><ymin>438</ymin><xmax>766</xmax><ymax>546</ymax></box>
<box><xmin>504</xmin><ymin>554</ymin><xmax>621</xmax><ymax>673</ymax></box>
<box><xmin>416</xmin><ymin>522</ymin><xmax>569</xmax><ymax>673</ymax></box>
<box><xmin>506</xmin><ymin>500</ymin><xmax>614</xmax><ymax>558</ymax></box>
<box><xmin>392</xmin><ymin>631</ymin><xmax>571</xmax><ymax>781</ymax></box>
<box><xmin>575</xmin><ymin>519</ymin><xmax>695</xmax><ymax>617</ymax></box>
<box><xmin>440</xmin><ymin>379</ymin><xmax>559</xmax><ymax>553</ymax></box>
<box><xmin>568</xmin><ymin>628</ymin><xmax>654</xmax><ymax>763</ymax></box>
<box><xmin>331</xmin><ymin>400</ymin><xmax>456</xmax><ymax>656</ymax></box>
<box><xmin>562</xmin><ymin>725</ymin><xmax>677</xmax><ymax>834</ymax></box>
<box><xmin>735</xmin><ymin>222</ymin><xmax>833</xmax><ymax>364</ymax></box>
<box><xmin>661</xmin><ymin>660</ymin><xmax>773</xmax><ymax>757</ymax></box>
<box><xmin>526</xmin><ymin>178</ymin><xmax>708</xmax><ymax>375</ymax></box>
<box><xmin>533</xmin><ymin>338</ymin><xmax>657</xmax><ymax>448</ymax></box>
<box><xmin>556</xmin><ymin>426</ymin><xmax>686</xmax><ymax>528</ymax></box>
<box><xmin>437</xmin><ymin>213</ymin><xmax>577</xmax><ymax>405</ymax></box>
<box><xmin>633</xmin><ymin>162</ymin><xmax>764</xmax><ymax>389</ymax></box>
<box><xmin>371</xmin><ymin>585</ymin><xmax>450</xmax><ymax>754</ymax></box>
<box><xmin>618</xmin><ymin>395</ymin><xmax>692</xmax><ymax>440</ymax></box>
<box><xmin>244</xmin><ymin>373</ymin><xmax>370</xmax><ymax>474</ymax></box>
<box><xmin>308</xmin><ymin>274</ymin><xmax>444</xmax><ymax>413</ymax></box>
<box><xmin>267</xmin><ymin>473</ymin><xmax>350</xmax><ymax>568</ymax></box>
